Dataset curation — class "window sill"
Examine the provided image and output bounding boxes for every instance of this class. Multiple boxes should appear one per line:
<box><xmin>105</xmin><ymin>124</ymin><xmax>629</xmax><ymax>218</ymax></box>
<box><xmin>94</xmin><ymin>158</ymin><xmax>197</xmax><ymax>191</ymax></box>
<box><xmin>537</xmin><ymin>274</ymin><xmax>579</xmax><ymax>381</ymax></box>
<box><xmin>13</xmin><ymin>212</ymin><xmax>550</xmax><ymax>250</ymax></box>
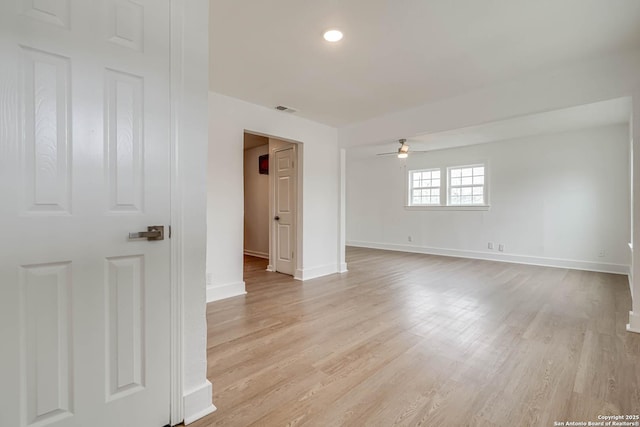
<box><xmin>404</xmin><ymin>205</ymin><xmax>491</xmax><ymax>211</ymax></box>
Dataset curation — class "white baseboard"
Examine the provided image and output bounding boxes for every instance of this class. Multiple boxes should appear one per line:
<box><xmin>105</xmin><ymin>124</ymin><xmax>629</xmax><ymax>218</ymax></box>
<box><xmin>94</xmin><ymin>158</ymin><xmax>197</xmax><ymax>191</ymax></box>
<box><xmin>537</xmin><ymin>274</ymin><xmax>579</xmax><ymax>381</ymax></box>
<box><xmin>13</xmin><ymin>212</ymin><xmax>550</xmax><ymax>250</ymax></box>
<box><xmin>183</xmin><ymin>380</ymin><xmax>216</xmax><ymax>425</ymax></box>
<box><xmin>346</xmin><ymin>240</ymin><xmax>630</xmax><ymax>275</ymax></box>
<box><xmin>206</xmin><ymin>281</ymin><xmax>246</xmax><ymax>302</ymax></box>
<box><xmin>338</xmin><ymin>262</ymin><xmax>348</xmax><ymax>273</ymax></box>
<box><xmin>294</xmin><ymin>263</ymin><xmax>339</xmax><ymax>281</ymax></box>
<box><xmin>244</xmin><ymin>249</ymin><xmax>269</xmax><ymax>259</ymax></box>
<box><xmin>627</xmin><ymin>311</ymin><xmax>640</xmax><ymax>334</ymax></box>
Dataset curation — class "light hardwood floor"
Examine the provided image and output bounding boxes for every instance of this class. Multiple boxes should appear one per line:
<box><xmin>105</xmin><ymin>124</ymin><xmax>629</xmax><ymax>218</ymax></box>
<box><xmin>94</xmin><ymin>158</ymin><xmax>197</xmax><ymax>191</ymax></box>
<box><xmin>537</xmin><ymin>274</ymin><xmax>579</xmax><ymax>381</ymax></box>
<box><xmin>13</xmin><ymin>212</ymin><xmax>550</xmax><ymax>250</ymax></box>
<box><xmin>190</xmin><ymin>247</ymin><xmax>640</xmax><ymax>427</ymax></box>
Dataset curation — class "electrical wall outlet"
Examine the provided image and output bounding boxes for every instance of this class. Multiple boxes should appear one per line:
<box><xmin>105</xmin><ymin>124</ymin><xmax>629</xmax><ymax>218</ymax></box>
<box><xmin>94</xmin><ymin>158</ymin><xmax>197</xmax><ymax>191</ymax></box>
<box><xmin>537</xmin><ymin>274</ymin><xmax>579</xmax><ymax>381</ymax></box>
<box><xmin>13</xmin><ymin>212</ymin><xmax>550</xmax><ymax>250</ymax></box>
<box><xmin>598</xmin><ymin>249</ymin><xmax>605</xmax><ymax>257</ymax></box>
<box><xmin>498</xmin><ymin>244</ymin><xmax>504</xmax><ymax>252</ymax></box>
<box><xmin>488</xmin><ymin>242</ymin><xmax>494</xmax><ymax>250</ymax></box>
<box><xmin>407</xmin><ymin>236</ymin><xmax>412</xmax><ymax>242</ymax></box>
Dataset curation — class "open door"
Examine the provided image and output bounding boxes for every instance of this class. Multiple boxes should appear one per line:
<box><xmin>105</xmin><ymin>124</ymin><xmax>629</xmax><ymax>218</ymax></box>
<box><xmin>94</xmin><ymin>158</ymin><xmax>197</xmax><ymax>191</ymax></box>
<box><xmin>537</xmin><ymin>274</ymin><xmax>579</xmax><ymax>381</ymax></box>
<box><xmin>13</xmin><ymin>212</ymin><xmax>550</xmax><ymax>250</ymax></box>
<box><xmin>0</xmin><ymin>1</ymin><xmax>172</xmax><ymax>426</ymax></box>
<box><xmin>273</xmin><ymin>146</ymin><xmax>296</xmax><ymax>275</ymax></box>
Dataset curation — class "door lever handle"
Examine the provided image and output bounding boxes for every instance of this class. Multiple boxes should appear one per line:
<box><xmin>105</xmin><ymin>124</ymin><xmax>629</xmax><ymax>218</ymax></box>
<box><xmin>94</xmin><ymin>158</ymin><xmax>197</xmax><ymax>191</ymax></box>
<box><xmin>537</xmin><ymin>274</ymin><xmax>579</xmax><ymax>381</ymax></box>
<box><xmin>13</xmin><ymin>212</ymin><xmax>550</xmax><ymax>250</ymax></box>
<box><xmin>129</xmin><ymin>225</ymin><xmax>164</xmax><ymax>241</ymax></box>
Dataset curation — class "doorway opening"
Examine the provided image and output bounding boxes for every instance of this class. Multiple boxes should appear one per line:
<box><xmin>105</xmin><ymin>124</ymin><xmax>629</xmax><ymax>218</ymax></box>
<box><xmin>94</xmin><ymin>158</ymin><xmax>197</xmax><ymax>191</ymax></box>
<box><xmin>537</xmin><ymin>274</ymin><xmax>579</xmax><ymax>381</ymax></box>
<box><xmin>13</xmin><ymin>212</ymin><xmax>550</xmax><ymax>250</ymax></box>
<box><xmin>243</xmin><ymin>132</ymin><xmax>303</xmax><ymax>282</ymax></box>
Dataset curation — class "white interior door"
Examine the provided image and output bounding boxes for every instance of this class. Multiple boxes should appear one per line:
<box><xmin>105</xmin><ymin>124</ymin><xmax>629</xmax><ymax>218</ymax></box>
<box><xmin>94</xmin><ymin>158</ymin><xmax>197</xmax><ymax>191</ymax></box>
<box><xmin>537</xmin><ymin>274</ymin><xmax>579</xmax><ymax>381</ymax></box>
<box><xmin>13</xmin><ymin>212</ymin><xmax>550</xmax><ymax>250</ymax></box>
<box><xmin>274</xmin><ymin>147</ymin><xmax>296</xmax><ymax>275</ymax></box>
<box><xmin>0</xmin><ymin>1</ymin><xmax>172</xmax><ymax>426</ymax></box>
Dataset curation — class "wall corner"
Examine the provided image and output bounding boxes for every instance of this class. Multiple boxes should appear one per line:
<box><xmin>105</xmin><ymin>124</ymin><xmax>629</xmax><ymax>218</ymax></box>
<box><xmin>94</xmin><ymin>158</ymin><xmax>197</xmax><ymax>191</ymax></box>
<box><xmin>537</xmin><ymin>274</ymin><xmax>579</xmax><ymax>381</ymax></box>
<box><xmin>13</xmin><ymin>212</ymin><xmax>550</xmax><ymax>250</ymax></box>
<box><xmin>627</xmin><ymin>311</ymin><xmax>640</xmax><ymax>334</ymax></box>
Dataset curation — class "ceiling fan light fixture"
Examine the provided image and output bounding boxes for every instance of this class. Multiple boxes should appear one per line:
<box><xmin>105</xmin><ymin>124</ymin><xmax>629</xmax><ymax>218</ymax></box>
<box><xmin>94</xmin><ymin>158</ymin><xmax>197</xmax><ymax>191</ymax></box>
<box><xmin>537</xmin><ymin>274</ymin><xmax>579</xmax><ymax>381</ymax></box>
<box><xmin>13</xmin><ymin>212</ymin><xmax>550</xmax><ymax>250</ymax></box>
<box><xmin>375</xmin><ymin>138</ymin><xmax>414</xmax><ymax>158</ymax></box>
<box><xmin>397</xmin><ymin>139</ymin><xmax>409</xmax><ymax>158</ymax></box>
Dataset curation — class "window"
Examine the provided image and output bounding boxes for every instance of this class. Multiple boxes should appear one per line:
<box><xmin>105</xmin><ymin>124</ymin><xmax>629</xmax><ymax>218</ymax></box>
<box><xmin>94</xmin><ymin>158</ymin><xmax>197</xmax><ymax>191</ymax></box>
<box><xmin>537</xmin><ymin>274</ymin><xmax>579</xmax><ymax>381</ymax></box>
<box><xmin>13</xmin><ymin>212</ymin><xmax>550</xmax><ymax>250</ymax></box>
<box><xmin>409</xmin><ymin>169</ymin><xmax>441</xmax><ymax>205</ymax></box>
<box><xmin>448</xmin><ymin>165</ymin><xmax>485</xmax><ymax>205</ymax></box>
<box><xmin>407</xmin><ymin>163</ymin><xmax>488</xmax><ymax>209</ymax></box>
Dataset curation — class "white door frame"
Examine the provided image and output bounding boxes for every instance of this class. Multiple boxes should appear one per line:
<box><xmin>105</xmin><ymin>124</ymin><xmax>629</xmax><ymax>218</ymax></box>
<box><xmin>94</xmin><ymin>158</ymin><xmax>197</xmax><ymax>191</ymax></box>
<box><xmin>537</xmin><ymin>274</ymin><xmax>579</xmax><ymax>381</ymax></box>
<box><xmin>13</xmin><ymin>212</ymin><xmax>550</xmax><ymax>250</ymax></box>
<box><xmin>169</xmin><ymin>1</ymin><xmax>183</xmax><ymax>420</ymax></box>
<box><xmin>169</xmin><ymin>0</ymin><xmax>215</xmax><ymax>424</ymax></box>
<box><xmin>169</xmin><ymin>0</ymin><xmax>191</xmax><ymax>423</ymax></box>
<box><xmin>169</xmin><ymin>1</ymin><xmax>183</xmax><ymax>423</ymax></box>
<box><xmin>243</xmin><ymin>132</ymin><xmax>304</xmax><ymax>279</ymax></box>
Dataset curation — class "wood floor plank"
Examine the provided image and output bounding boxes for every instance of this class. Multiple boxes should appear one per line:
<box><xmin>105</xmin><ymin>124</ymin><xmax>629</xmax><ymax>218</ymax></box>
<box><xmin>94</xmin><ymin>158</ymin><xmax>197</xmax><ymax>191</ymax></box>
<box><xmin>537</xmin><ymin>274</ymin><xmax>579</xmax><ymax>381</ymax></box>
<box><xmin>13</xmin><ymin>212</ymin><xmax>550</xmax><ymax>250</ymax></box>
<box><xmin>188</xmin><ymin>248</ymin><xmax>640</xmax><ymax>427</ymax></box>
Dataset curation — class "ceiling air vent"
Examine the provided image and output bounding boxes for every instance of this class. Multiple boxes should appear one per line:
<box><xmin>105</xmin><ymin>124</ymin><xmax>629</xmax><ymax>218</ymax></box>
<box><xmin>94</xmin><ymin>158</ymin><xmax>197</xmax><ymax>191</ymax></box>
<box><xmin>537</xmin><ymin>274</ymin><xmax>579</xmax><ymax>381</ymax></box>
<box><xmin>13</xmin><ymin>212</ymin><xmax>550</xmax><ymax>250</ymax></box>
<box><xmin>275</xmin><ymin>105</ymin><xmax>297</xmax><ymax>113</ymax></box>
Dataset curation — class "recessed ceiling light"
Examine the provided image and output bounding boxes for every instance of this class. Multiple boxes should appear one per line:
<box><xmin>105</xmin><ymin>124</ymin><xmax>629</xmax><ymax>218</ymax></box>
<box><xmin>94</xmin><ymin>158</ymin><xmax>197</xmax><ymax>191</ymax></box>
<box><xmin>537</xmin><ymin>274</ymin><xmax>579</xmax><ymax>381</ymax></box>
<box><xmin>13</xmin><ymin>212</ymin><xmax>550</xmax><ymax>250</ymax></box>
<box><xmin>323</xmin><ymin>29</ymin><xmax>343</xmax><ymax>42</ymax></box>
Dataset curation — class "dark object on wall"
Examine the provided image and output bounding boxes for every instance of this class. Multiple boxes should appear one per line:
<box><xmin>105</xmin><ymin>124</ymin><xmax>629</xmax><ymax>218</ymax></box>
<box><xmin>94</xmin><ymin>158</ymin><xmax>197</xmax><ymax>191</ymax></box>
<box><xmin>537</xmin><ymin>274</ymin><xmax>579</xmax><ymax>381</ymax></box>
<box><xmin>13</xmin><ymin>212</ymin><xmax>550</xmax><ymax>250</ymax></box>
<box><xmin>259</xmin><ymin>154</ymin><xmax>269</xmax><ymax>175</ymax></box>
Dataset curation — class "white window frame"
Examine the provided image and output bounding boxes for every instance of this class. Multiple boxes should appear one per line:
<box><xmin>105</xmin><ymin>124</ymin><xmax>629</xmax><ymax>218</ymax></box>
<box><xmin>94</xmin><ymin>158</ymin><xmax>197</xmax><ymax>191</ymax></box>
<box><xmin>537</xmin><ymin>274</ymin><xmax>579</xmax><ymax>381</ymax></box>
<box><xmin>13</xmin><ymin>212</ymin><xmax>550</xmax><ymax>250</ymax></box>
<box><xmin>405</xmin><ymin>162</ymin><xmax>490</xmax><ymax>211</ymax></box>
<box><xmin>408</xmin><ymin>168</ymin><xmax>442</xmax><ymax>206</ymax></box>
<box><xmin>447</xmin><ymin>164</ymin><xmax>487</xmax><ymax>206</ymax></box>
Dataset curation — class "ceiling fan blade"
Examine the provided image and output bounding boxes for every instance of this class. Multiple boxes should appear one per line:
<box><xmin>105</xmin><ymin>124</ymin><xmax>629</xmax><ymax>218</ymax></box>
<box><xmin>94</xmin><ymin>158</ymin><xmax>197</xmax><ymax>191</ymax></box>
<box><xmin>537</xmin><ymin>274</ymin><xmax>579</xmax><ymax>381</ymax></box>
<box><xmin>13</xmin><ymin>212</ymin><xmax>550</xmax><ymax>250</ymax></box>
<box><xmin>375</xmin><ymin>139</ymin><xmax>416</xmax><ymax>157</ymax></box>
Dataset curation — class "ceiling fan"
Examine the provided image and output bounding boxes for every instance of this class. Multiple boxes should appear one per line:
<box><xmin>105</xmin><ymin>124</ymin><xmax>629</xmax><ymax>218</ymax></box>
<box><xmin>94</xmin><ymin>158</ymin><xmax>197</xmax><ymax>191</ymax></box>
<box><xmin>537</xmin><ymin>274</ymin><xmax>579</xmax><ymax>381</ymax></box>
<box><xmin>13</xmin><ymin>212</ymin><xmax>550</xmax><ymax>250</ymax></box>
<box><xmin>376</xmin><ymin>139</ymin><xmax>428</xmax><ymax>158</ymax></box>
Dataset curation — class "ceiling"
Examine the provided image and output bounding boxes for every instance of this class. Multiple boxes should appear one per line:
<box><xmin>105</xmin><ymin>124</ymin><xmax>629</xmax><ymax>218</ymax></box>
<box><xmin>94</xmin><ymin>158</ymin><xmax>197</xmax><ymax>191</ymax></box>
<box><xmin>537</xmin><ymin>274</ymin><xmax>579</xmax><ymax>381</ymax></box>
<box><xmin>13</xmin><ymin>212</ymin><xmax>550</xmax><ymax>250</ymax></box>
<box><xmin>210</xmin><ymin>0</ymin><xmax>640</xmax><ymax>127</ymax></box>
<box><xmin>244</xmin><ymin>133</ymin><xmax>269</xmax><ymax>150</ymax></box>
<box><xmin>349</xmin><ymin>98</ymin><xmax>631</xmax><ymax>158</ymax></box>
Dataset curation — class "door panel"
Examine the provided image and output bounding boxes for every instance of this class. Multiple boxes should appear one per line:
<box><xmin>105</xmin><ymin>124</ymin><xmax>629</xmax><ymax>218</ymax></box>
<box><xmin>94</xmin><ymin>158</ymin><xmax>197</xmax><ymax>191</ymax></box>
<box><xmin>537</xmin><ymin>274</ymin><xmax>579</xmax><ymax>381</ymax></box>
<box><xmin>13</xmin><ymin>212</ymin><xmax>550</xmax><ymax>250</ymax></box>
<box><xmin>105</xmin><ymin>69</ymin><xmax>144</xmax><ymax>213</ymax></box>
<box><xmin>0</xmin><ymin>1</ymin><xmax>171</xmax><ymax>426</ymax></box>
<box><xmin>277</xmin><ymin>176</ymin><xmax>291</xmax><ymax>213</ymax></box>
<box><xmin>21</xmin><ymin>262</ymin><xmax>73</xmax><ymax>426</ymax></box>
<box><xmin>274</xmin><ymin>147</ymin><xmax>295</xmax><ymax>275</ymax></box>
<box><xmin>21</xmin><ymin>46</ymin><xmax>71</xmax><ymax>214</ymax></box>
<box><xmin>105</xmin><ymin>255</ymin><xmax>145</xmax><ymax>401</ymax></box>
<box><xmin>20</xmin><ymin>0</ymin><xmax>70</xmax><ymax>29</ymax></box>
<box><xmin>277</xmin><ymin>224</ymin><xmax>291</xmax><ymax>262</ymax></box>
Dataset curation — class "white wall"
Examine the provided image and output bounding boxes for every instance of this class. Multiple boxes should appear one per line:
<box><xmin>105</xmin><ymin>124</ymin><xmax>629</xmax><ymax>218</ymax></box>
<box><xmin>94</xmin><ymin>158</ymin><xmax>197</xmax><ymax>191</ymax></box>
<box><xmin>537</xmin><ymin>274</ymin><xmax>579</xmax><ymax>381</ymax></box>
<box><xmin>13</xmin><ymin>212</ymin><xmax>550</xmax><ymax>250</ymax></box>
<box><xmin>347</xmin><ymin>124</ymin><xmax>630</xmax><ymax>273</ymax></box>
<box><xmin>243</xmin><ymin>144</ymin><xmax>269</xmax><ymax>258</ymax></box>
<box><xmin>207</xmin><ymin>92</ymin><xmax>340</xmax><ymax>302</ymax></box>
<box><xmin>339</xmin><ymin>48</ymin><xmax>640</xmax><ymax>331</ymax></box>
